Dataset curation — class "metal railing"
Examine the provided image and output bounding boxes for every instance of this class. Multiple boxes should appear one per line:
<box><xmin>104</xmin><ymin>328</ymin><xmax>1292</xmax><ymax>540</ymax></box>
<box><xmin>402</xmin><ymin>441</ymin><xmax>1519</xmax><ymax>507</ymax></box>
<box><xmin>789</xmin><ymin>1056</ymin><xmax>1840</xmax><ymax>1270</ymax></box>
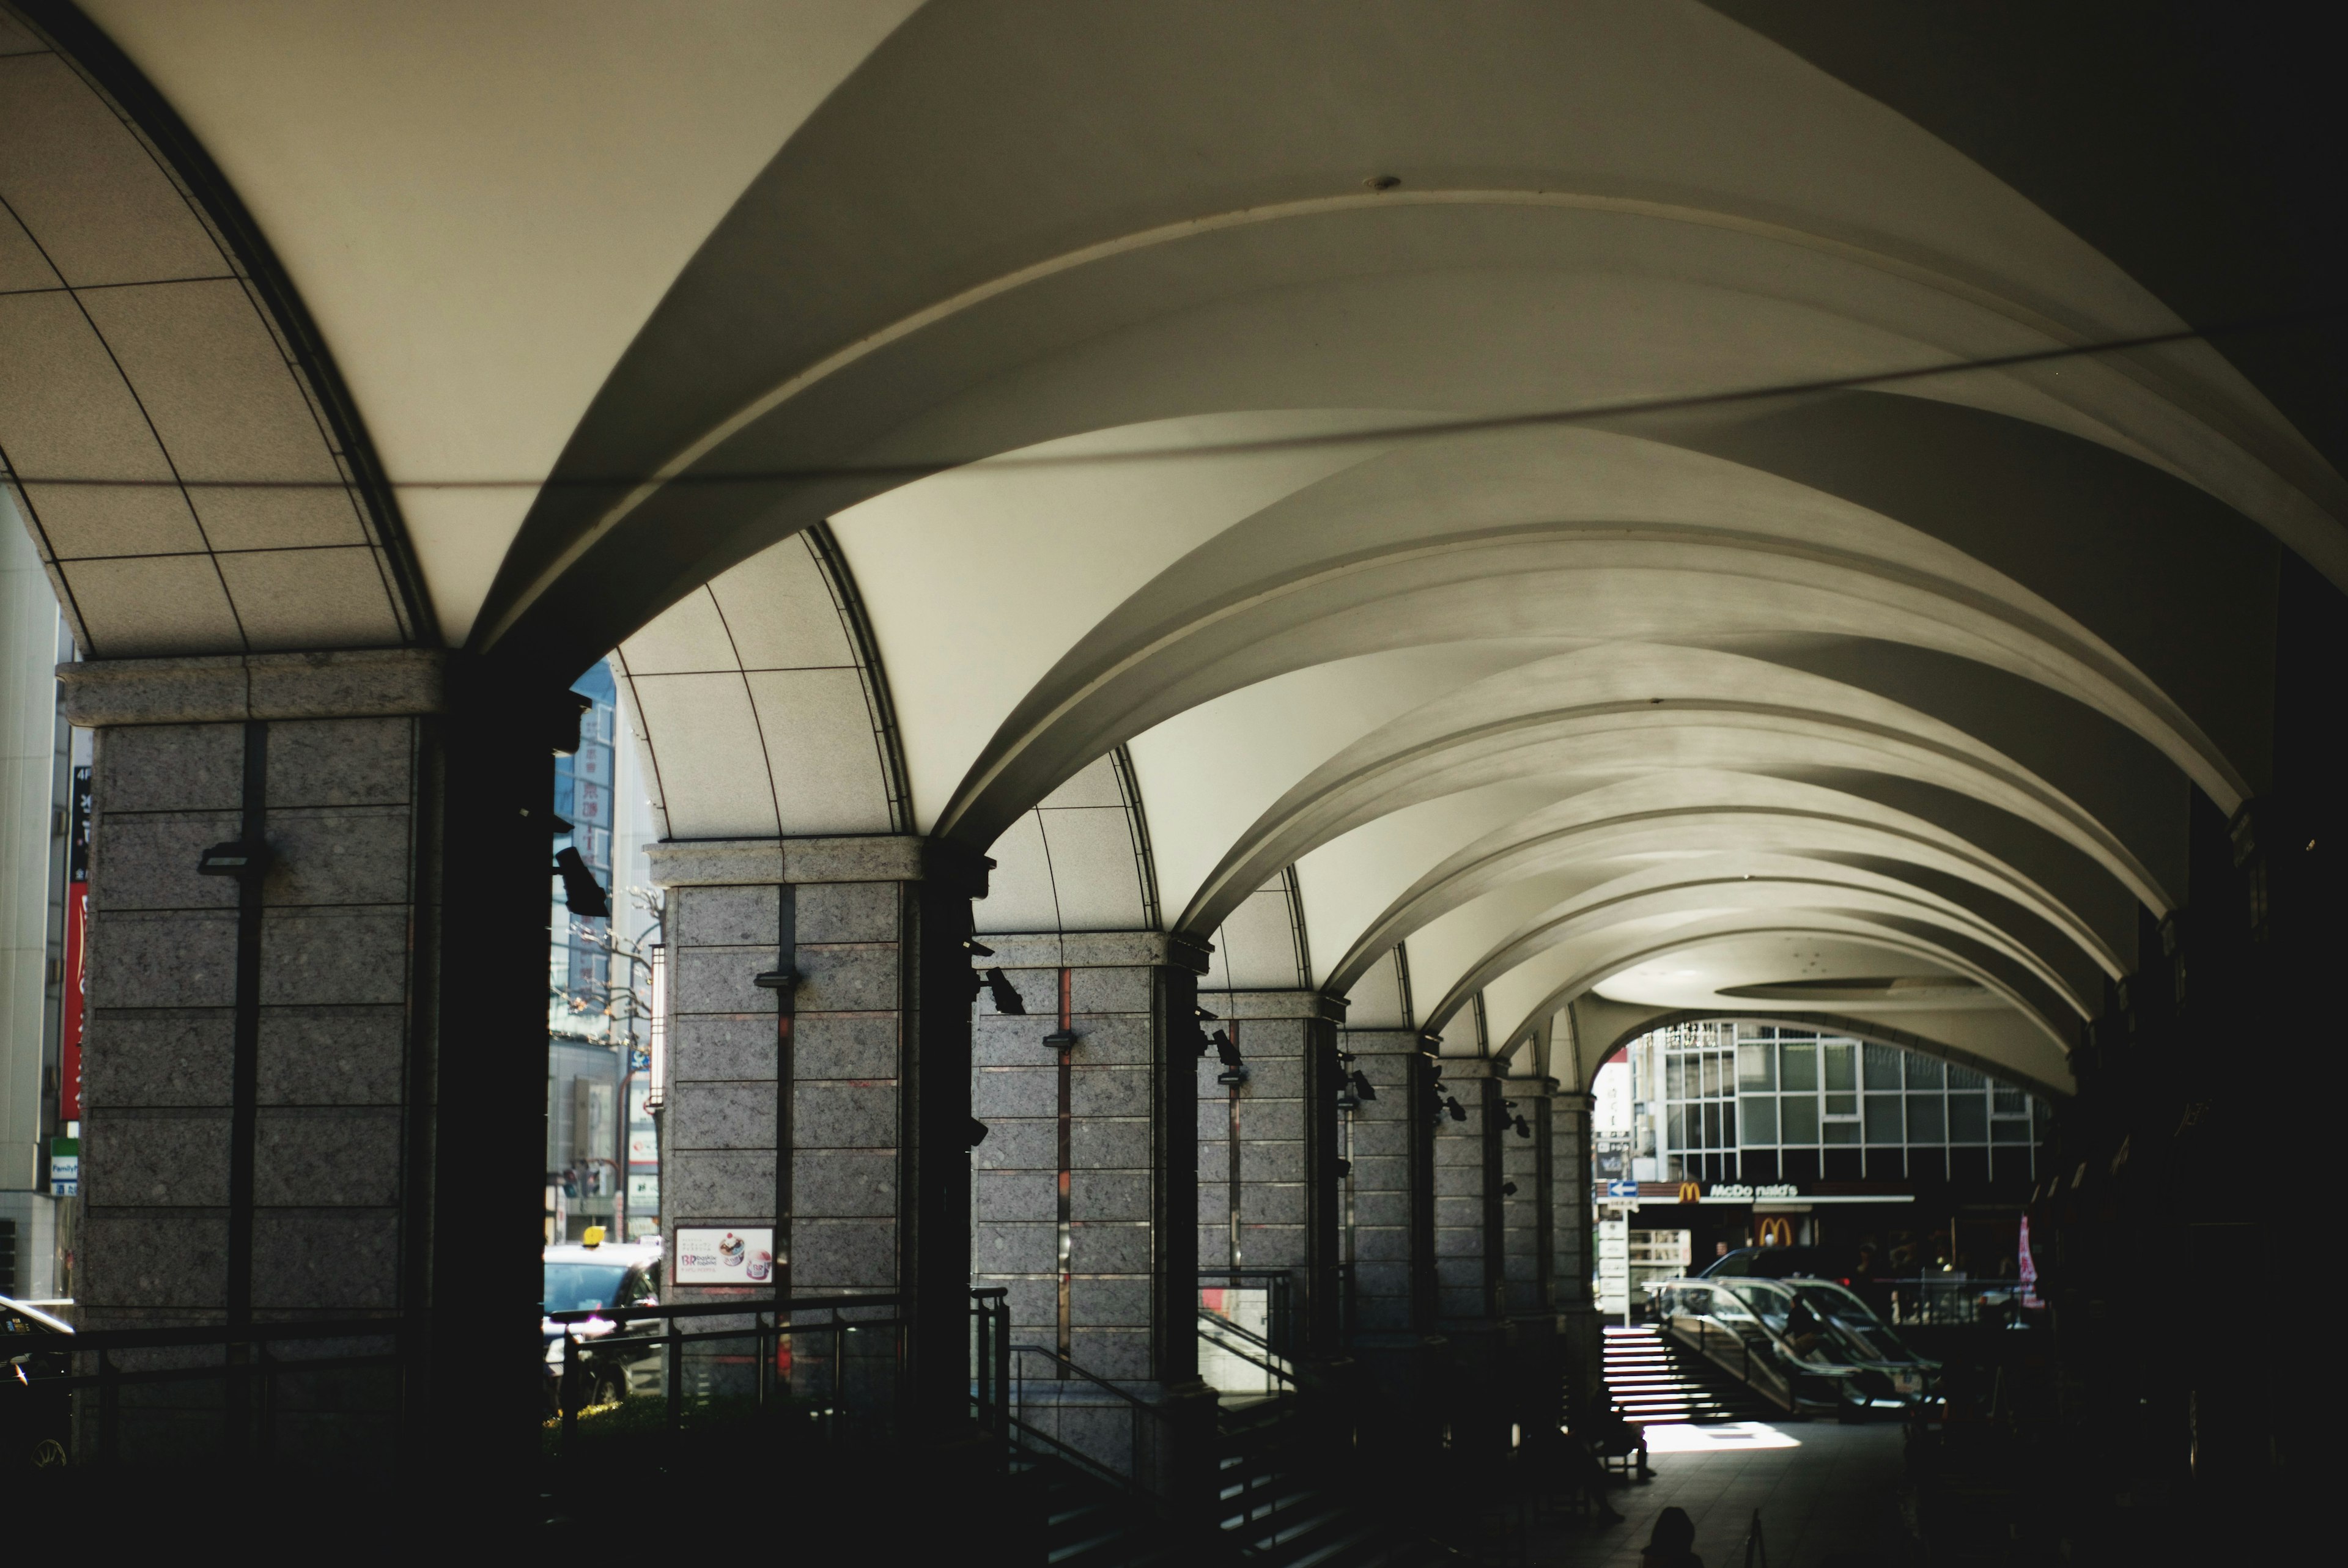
<box><xmin>1197</xmin><ymin>1307</ymin><xmax>1296</xmax><ymax>1399</ymax></box>
<box><xmin>1197</xmin><ymin>1269</ymin><xmax>1296</xmax><ymax>1359</ymax></box>
<box><xmin>545</xmin><ymin>1290</ymin><xmax>907</xmax><ymax>1463</ymax></box>
<box><xmin>24</xmin><ymin>1316</ymin><xmax>410</xmax><ymax>1468</ymax></box>
<box><xmin>996</xmin><ymin>1342</ymin><xmax>1176</xmax><ymax>1501</ymax></box>
<box><xmin>1645</xmin><ymin>1278</ymin><xmax>1862</xmax><ymax>1412</ymax></box>
<box><xmin>1878</xmin><ymin>1276</ymin><xmax>2028</xmax><ymax>1327</ymax></box>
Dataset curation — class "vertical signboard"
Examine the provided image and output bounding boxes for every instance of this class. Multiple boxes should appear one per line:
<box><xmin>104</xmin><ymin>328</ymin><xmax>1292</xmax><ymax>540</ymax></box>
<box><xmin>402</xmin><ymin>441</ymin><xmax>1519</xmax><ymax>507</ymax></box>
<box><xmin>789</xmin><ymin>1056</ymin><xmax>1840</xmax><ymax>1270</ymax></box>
<box><xmin>59</xmin><ymin>763</ymin><xmax>90</xmax><ymax>1125</ymax></box>
<box><xmin>1596</xmin><ymin>1216</ymin><xmax>1629</xmax><ymax>1317</ymax></box>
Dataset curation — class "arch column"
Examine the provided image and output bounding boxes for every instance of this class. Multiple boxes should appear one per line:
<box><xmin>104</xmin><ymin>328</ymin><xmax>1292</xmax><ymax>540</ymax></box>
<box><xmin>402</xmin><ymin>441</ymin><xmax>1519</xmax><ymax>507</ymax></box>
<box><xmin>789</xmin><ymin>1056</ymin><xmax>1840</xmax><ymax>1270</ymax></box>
<box><xmin>62</xmin><ymin>648</ymin><xmax>556</xmax><ymax>1477</ymax></box>
<box><xmin>1195</xmin><ymin>988</ymin><xmax>1345</xmax><ymax>1361</ymax></box>
<box><xmin>969</xmin><ymin>930</ymin><xmax>1216</xmax><ymax>1504</ymax></box>
<box><xmin>647</xmin><ymin>834</ymin><xmax>987</xmax><ymax>1440</ymax></box>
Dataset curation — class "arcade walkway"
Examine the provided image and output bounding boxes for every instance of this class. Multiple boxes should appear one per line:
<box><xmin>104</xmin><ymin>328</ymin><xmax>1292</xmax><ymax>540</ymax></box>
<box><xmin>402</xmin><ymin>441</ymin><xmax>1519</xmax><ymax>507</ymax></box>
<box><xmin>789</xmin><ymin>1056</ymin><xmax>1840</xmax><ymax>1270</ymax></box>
<box><xmin>1534</xmin><ymin>1423</ymin><xmax>1909</xmax><ymax>1568</ymax></box>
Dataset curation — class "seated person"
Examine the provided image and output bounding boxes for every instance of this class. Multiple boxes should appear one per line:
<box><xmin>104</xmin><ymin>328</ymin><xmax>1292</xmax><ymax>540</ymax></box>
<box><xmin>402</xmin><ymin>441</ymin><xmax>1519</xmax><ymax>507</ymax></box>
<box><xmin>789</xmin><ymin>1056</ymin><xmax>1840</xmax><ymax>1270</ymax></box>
<box><xmin>1578</xmin><ymin>1389</ymin><xmax>1651</xmax><ymax>1478</ymax></box>
<box><xmin>1782</xmin><ymin>1299</ymin><xmax>1825</xmax><ymax>1361</ymax></box>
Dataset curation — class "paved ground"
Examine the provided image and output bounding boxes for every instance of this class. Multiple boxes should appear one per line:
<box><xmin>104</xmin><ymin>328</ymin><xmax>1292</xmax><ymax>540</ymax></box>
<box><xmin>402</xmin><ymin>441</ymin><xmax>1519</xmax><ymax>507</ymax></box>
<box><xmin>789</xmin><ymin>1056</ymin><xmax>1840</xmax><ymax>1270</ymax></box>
<box><xmin>1523</xmin><ymin>1419</ymin><xmax>1913</xmax><ymax>1567</ymax></box>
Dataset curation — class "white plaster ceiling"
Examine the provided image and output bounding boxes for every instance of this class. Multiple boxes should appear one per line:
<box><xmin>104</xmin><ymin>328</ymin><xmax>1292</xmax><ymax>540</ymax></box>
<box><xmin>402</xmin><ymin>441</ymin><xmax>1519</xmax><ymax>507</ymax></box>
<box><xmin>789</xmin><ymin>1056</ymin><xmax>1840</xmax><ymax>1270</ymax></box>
<box><xmin>78</xmin><ymin>0</ymin><xmax>924</xmax><ymax>641</ymax></box>
<box><xmin>16</xmin><ymin>1</ymin><xmax>2343</xmax><ymax>1100</ymax></box>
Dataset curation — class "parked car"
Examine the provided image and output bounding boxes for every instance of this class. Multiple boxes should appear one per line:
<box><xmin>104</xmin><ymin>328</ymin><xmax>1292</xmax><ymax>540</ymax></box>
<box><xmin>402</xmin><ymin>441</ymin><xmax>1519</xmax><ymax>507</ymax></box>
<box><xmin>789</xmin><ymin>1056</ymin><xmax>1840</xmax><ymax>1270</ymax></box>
<box><xmin>1</xmin><ymin>1296</ymin><xmax>73</xmax><ymax>1469</ymax></box>
<box><xmin>543</xmin><ymin>1239</ymin><xmax>664</xmax><ymax>1413</ymax></box>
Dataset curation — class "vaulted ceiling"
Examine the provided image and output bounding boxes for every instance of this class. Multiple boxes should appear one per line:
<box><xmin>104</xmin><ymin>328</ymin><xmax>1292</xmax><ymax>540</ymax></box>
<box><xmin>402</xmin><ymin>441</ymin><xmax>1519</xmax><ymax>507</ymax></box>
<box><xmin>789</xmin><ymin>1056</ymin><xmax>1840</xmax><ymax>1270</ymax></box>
<box><xmin>6</xmin><ymin>1</ymin><xmax>2338</xmax><ymax>1098</ymax></box>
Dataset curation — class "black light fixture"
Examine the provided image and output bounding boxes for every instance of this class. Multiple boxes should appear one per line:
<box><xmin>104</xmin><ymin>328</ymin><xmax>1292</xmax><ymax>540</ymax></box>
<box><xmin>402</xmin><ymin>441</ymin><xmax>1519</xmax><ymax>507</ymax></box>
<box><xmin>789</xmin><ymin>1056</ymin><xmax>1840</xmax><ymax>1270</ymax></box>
<box><xmin>1196</xmin><ymin>1004</ymin><xmax>1219</xmax><ymax>1020</ymax></box>
<box><xmin>967</xmin><ymin>1117</ymin><xmax>990</xmax><ymax>1149</ymax></box>
<box><xmin>1335</xmin><ymin>1082</ymin><xmax>1359</xmax><ymax>1112</ymax></box>
<box><xmin>554</xmin><ymin>845</ymin><xmax>610</xmax><ymax>918</ymax></box>
<box><xmin>1212</xmin><ymin>1029</ymin><xmax>1248</xmax><ymax>1085</ymax></box>
<box><xmin>196</xmin><ymin>840</ymin><xmax>271</xmax><ymax>882</ymax></box>
<box><xmin>1044</xmin><ymin>1027</ymin><xmax>1078</xmax><ymax>1051</ymax></box>
<box><xmin>1444</xmin><ymin>1095</ymin><xmax>1467</xmax><ymax>1122</ymax></box>
<box><xmin>983</xmin><ymin>968</ymin><xmax>1027</xmax><ymax>1015</ymax></box>
<box><xmin>753</xmin><ymin>967</ymin><xmax>796</xmax><ymax>993</ymax></box>
<box><xmin>1349</xmin><ymin>1070</ymin><xmax>1378</xmax><ymax>1103</ymax></box>
<box><xmin>1501</xmin><ymin>1180</ymin><xmax>1519</xmax><ymax>1197</ymax></box>
<box><xmin>1334</xmin><ymin>1158</ymin><xmax>1353</xmax><ymax>1179</ymax></box>
<box><xmin>1513</xmin><ymin>1115</ymin><xmax>1532</xmax><ymax>1139</ymax></box>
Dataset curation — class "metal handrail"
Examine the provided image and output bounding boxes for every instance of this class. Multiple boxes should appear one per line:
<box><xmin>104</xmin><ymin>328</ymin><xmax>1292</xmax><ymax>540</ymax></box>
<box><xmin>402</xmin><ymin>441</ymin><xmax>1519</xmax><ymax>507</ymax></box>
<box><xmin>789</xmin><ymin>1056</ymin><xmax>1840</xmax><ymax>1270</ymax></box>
<box><xmin>1008</xmin><ymin>1342</ymin><xmax>1159</xmax><ymax>1413</ymax></box>
<box><xmin>1197</xmin><ymin>1309</ymin><xmax>1295</xmax><ymax>1396</ymax></box>
<box><xmin>1197</xmin><ymin>1269</ymin><xmax>1296</xmax><ymax>1358</ymax></box>
<box><xmin>1000</xmin><ymin>1342</ymin><xmax>1176</xmax><ymax>1505</ymax></box>
<box><xmin>545</xmin><ymin>1290</ymin><xmax>906</xmax><ymax>1324</ymax></box>
<box><xmin>1645</xmin><ymin>1278</ymin><xmax>1864</xmax><ymax>1405</ymax></box>
<box><xmin>18</xmin><ymin>1316</ymin><xmax>414</xmax><ymax>1469</ymax></box>
<box><xmin>49</xmin><ymin>1314</ymin><xmax>406</xmax><ymax>1351</ymax></box>
<box><xmin>549</xmin><ymin>1290</ymin><xmax>909</xmax><ymax>1459</ymax></box>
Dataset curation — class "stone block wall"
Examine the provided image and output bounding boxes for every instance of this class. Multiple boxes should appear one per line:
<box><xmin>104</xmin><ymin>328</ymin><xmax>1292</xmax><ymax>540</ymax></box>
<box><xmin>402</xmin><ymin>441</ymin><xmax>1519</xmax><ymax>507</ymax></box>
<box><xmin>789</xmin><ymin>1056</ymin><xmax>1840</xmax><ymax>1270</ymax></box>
<box><xmin>1342</xmin><ymin>1028</ymin><xmax>1420</xmax><ymax>1335</ymax></box>
<box><xmin>1499</xmin><ymin>1085</ymin><xmax>1546</xmax><ymax>1316</ymax></box>
<box><xmin>970</xmin><ymin>932</ymin><xmax>1201</xmax><ymax>1386</ymax></box>
<box><xmin>654</xmin><ymin>840</ymin><xmax>925</xmax><ymax>1303</ymax></box>
<box><xmin>79</xmin><ymin>713</ymin><xmax>421</xmax><ymax>1330</ymax></box>
<box><xmin>1433</xmin><ymin>1062</ymin><xmax>1500</xmax><ymax>1326</ymax></box>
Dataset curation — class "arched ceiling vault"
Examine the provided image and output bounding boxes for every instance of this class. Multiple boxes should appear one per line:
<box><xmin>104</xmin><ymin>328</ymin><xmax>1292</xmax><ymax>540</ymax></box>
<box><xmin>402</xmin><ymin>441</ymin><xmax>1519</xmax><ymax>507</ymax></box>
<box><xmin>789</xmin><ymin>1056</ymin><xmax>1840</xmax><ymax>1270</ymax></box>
<box><xmin>14</xmin><ymin>2</ymin><xmax>2343</xmax><ymax>1103</ymax></box>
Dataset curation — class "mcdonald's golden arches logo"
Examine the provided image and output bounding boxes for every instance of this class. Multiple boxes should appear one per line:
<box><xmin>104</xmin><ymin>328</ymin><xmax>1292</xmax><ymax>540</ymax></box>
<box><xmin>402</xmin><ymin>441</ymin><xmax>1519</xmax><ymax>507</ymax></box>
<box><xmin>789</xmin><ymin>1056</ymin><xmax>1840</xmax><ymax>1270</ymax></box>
<box><xmin>1677</xmin><ymin>1180</ymin><xmax>1702</xmax><ymax>1204</ymax></box>
<box><xmin>1757</xmin><ymin>1216</ymin><xmax>1795</xmax><ymax>1248</ymax></box>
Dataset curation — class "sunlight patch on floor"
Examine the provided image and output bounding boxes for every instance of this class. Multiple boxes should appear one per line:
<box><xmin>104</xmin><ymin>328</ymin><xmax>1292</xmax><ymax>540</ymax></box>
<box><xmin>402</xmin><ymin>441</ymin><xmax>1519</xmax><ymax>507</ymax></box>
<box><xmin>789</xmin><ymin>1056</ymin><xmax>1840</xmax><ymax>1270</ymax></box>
<box><xmin>1641</xmin><ymin>1420</ymin><xmax>1802</xmax><ymax>1452</ymax></box>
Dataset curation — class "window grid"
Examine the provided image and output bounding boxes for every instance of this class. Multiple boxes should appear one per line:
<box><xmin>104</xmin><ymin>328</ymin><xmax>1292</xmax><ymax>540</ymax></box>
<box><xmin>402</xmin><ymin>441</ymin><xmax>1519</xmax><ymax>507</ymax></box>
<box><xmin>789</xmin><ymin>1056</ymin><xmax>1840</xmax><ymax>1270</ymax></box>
<box><xmin>1648</xmin><ymin>1022</ymin><xmax>2042</xmax><ymax>1183</ymax></box>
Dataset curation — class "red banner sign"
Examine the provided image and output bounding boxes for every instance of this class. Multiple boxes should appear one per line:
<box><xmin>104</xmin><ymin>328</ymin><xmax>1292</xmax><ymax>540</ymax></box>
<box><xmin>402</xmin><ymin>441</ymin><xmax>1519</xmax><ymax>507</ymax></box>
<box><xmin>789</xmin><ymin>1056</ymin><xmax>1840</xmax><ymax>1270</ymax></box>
<box><xmin>61</xmin><ymin>764</ymin><xmax>90</xmax><ymax>1123</ymax></box>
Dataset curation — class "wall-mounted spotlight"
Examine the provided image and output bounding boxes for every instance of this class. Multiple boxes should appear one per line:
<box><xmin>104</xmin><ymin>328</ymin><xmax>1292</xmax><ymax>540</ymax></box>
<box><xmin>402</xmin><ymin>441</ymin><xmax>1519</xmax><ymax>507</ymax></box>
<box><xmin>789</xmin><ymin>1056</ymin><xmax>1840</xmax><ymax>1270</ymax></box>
<box><xmin>1501</xmin><ymin>1180</ymin><xmax>1519</xmax><ymax>1197</ymax></box>
<box><xmin>1444</xmin><ymin>1095</ymin><xmax>1467</xmax><ymax>1122</ymax></box>
<box><xmin>753</xmin><ymin>968</ymin><xmax>797</xmax><ymax>993</ymax></box>
<box><xmin>1044</xmin><ymin>1028</ymin><xmax>1078</xmax><ymax>1053</ymax></box>
<box><xmin>553</xmin><ymin>845</ymin><xmax>609</xmax><ymax>918</ymax></box>
<box><xmin>1335</xmin><ymin>1083</ymin><xmax>1359</xmax><ymax>1112</ymax></box>
<box><xmin>1212</xmin><ymin>1029</ymin><xmax>1248</xmax><ymax>1085</ymax></box>
<box><xmin>196</xmin><ymin>840</ymin><xmax>272</xmax><ymax>883</ymax></box>
<box><xmin>1334</xmin><ymin>1158</ymin><xmax>1353</xmax><ymax>1179</ymax></box>
<box><xmin>1349</xmin><ymin>1070</ymin><xmax>1378</xmax><ymax>1103</ymax></box>
<box><xmin>981</xmin><ymin>967</ymin><xmax>1027</xmax><ymax>1015</ymax></box>
<box><xmin>1513</xmin><ymin>1115</ymin><xmax>1532</xmax><ymax>1139</ymax></box>
<box><xmin>1196</xmin><ymin>1004</ymin><xmax>1219</xmax><ymax>1020</ymax></box>
<box><xmin>967</xmin><ymin>1117</ymin><xmax>990</xmax><ymax>1149</ymax></box>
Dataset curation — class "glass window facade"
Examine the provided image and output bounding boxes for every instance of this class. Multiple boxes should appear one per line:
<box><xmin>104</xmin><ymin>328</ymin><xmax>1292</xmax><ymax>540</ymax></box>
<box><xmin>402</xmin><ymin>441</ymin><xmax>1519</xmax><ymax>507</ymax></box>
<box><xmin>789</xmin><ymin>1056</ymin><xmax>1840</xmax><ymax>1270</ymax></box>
<box><xmin>1630</xmin><ymin>1021</ymin><xmax>2045</xmax><ymax>1185</ymax></box>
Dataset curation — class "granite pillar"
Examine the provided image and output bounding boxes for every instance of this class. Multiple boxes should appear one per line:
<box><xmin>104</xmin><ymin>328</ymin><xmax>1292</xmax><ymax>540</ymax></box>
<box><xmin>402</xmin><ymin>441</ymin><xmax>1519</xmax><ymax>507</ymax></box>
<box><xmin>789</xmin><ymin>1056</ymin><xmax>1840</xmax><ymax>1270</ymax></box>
<box><xmin>62</xmin><ymin>649</ymin><xmax>558</xmax><ymax>1476</ymax></box>
<box><xmin>649</xmin><ymin>836</ymin><xmax>985</xmax><ymax>1440</ymax></box>
<box><xmin>1431</xmin><ymin>1057</ymin><xmax>1510</xmax><ymax>1459</ymax></box>
<box><xmin>1338</xmin><ymin>1026</ymin><xmax>1444</xmax><ymax>1469</ymax></box>
<box><xmin>1551</xmin><ymin>1089</ymin><xmax>1604</xmax><ymax>1416</ymax></box>
<box><xmin>1499</xmin><ymin>1075</ymin><xmax>1563</xmax><ymax>1443</ymax></box>
<box><xmin>970</xmin><ymin>930</ymin><xmax>1215</xmax><ymax>1506</ymax></box>
<box><xmin>1196</xmin><ymin>989</ymin><xmax>1343</xmax><ymax>1359</ymax></box>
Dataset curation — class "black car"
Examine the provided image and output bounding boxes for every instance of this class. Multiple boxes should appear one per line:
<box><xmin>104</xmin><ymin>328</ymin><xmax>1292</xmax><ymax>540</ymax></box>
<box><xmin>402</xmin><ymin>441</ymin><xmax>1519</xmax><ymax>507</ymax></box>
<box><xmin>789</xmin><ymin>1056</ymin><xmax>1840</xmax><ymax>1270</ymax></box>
<box><xmin>2</xmin><ymin>1296</ymin><xmax>73</xmax><ymax>1470</ymax></box>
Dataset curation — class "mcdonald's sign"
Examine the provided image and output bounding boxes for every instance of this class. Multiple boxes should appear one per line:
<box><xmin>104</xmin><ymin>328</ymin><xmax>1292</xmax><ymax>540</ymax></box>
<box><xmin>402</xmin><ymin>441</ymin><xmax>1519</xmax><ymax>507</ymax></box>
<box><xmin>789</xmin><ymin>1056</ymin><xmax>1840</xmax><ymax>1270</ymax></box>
<box><xmin>1677</xmin><ymin>1180</ymin><xmax>1702</xmax><ymax>1204</ymax></box>
<box><xmin>1757</xmin><ymin>1215</ymin><xmax>1796</xmax><ymax>1248</ymax></box>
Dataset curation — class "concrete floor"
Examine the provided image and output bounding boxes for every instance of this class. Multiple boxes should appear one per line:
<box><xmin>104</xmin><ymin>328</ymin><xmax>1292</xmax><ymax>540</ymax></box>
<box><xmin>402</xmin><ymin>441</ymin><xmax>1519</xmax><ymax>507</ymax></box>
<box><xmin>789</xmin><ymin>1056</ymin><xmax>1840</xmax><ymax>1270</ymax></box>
<box><xmin>1525</xmin><ymin>1419</ymin><xmax>1913</xmax><ymax>1567</ymax></box>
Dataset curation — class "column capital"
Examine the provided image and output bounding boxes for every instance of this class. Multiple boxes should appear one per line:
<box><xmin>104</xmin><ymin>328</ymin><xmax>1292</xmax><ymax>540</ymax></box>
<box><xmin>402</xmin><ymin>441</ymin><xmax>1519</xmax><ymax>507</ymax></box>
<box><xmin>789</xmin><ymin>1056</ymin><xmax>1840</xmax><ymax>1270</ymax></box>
<box><xmin>975</xmin><ymin>929</ymin><xmax>1211</xmax><ymax>973</ymax></box>
<box><xmin>59</xmin><ymin>647</ymin><xmax>447</xmax><ymax>726</ymax></box>
<box><xmin>648</xmin><ymin>834</ymin><xmax>991</xmax><ymax>894</ymax></box>
<box><xmin>1211</xmin><ymin>989</ymin><xmax>1346</xmax><ymax>1022</ymax></box>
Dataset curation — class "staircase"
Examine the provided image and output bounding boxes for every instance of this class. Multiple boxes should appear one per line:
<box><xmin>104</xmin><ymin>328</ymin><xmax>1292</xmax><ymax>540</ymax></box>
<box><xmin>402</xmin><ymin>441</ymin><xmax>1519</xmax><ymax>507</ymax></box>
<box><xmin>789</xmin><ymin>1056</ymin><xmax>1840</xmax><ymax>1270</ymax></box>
<box><xmin>1216</xmin><ymin>1399</ymin><xmax>1450</xmax><ymax>1567</ymax></box>
<box><xmin>1016</xmin><ymin>1450</ymin><xmax>1180</xmax><ymax>1567</ymax></box>
<box><xmin>1603</xmin><ymin>1324</ymin><xmax>1776</xmax><ymax>1426</ymax></box>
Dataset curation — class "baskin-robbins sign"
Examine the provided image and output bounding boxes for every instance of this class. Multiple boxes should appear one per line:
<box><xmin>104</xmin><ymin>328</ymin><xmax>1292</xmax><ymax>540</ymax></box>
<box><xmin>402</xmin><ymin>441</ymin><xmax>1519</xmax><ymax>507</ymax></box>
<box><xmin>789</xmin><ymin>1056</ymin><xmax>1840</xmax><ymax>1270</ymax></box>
<box><xmin>673</xmin><ymin>1226</ymin><xmax>778</xmax><ymax>1286</ymax></box>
